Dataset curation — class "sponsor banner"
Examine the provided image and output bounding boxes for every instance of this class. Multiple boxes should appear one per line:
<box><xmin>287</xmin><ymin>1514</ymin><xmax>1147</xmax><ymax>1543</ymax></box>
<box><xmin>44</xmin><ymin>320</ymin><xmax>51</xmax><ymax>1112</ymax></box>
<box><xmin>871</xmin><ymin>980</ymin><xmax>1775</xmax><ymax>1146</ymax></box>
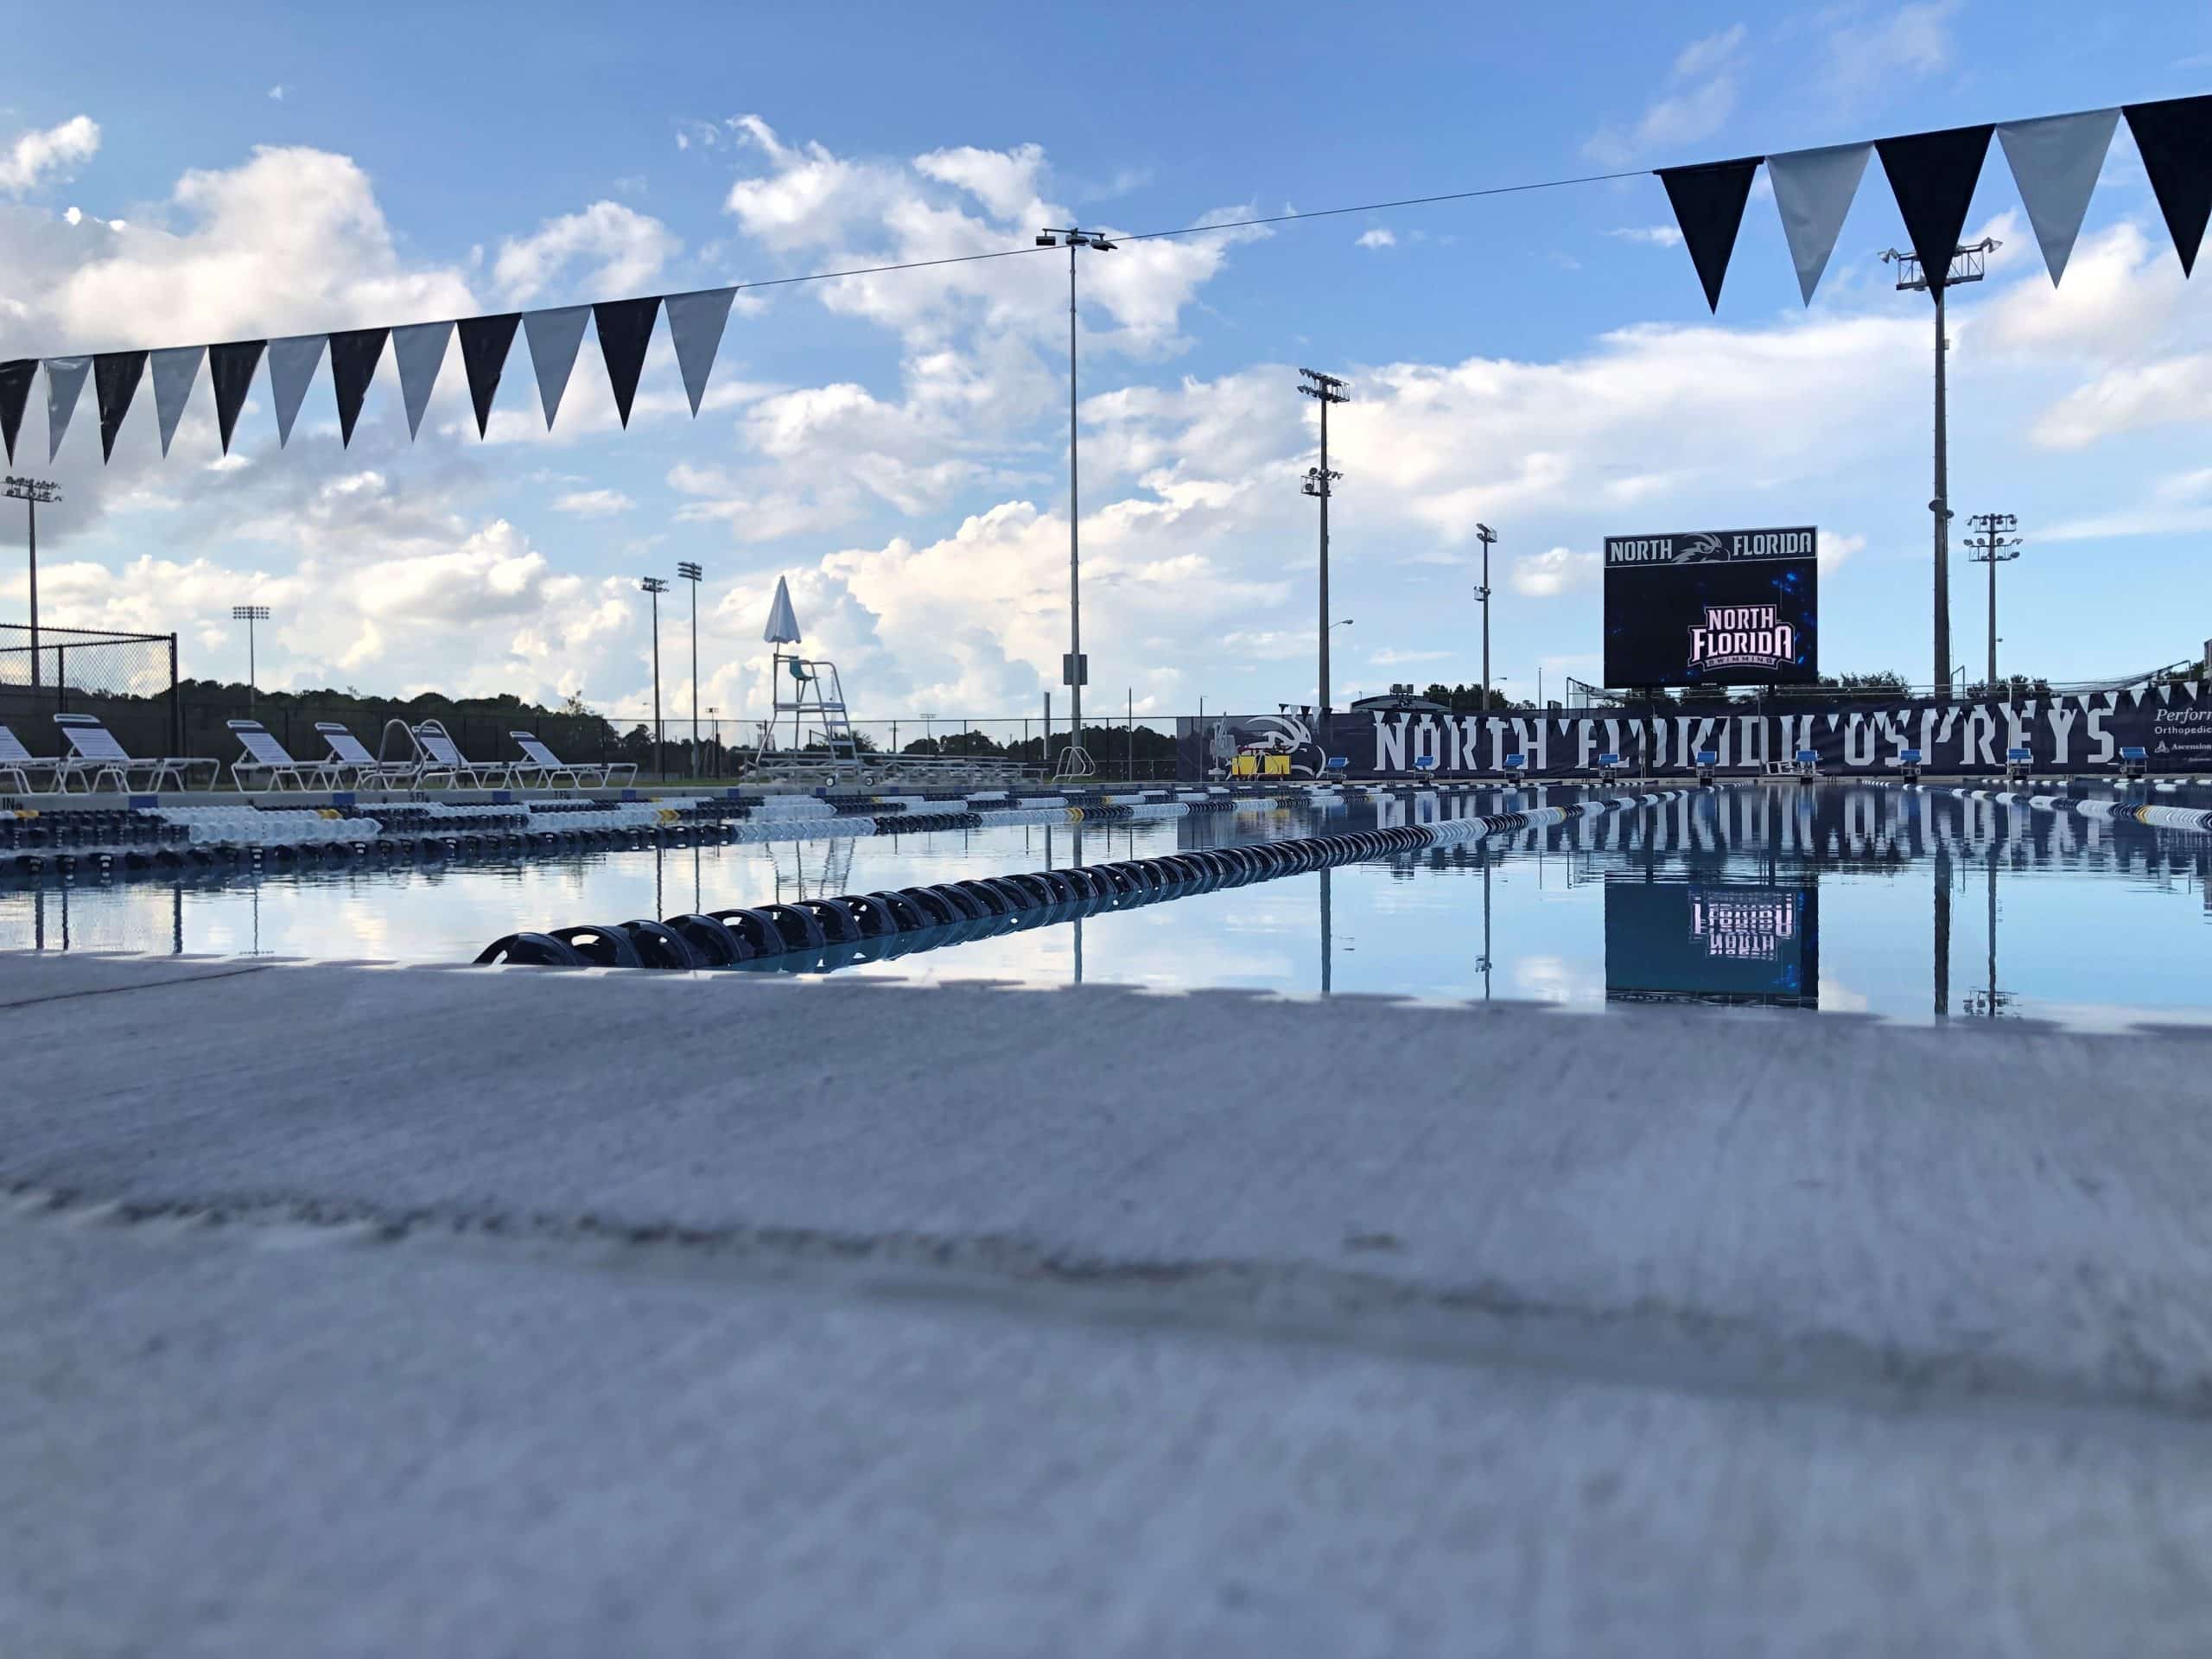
<box><xmin>1603</xmin><ymin>525</ymin><xmax>1819</xmax><ymax>688</ymax></box>
<box><xmin>1175</xmin><ymin>683</ymin><xmax>2210</xmax><ymax>779</ymax></box>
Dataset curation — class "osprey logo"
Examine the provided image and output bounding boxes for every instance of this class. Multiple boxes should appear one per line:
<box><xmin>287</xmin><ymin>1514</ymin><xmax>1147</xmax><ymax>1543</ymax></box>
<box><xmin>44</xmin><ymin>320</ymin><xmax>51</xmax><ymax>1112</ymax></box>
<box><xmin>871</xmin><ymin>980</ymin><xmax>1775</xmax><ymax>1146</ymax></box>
<box><xmin>1671</xmin><ymin>534</ymin><xmax>1725</xmax><ymax>564</ymax></box>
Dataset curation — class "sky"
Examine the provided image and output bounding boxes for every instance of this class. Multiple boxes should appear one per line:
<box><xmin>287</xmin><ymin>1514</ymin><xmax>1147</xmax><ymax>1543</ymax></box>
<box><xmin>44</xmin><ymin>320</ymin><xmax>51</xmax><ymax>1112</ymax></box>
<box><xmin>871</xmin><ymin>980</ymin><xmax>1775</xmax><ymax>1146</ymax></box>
<box><xmin>1</xmin><ymin>0</ymin><xmax>2209</xmax><ymax>733</ymax></box>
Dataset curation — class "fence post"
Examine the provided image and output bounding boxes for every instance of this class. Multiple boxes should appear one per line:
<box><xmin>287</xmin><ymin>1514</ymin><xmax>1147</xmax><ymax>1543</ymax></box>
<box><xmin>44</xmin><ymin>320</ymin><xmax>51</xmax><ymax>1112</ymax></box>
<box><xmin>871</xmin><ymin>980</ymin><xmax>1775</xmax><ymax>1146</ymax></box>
<box><xmin>168</xmin><ymin>634</ymin><xmax>182</xmax><ymax>754</ymax></box>
<box><xmin>55</xmin><ymin>645</ymin><xmax>68</xmax><ymax>718</ymax></box>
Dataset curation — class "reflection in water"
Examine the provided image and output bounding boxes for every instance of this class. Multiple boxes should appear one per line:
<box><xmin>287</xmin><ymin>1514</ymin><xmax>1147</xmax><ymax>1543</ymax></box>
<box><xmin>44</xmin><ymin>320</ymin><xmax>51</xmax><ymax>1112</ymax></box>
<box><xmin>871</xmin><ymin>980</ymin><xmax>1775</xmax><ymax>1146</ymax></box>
<box><xmin>3</xmin><ymin>784</ymin><xmax>2208</xmax><ymax>1029</ymax></box>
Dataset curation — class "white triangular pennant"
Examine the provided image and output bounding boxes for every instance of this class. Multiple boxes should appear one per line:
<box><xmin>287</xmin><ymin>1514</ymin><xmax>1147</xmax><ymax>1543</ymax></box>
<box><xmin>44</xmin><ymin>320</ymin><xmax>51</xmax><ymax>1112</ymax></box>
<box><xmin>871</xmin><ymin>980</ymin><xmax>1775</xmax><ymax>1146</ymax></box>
<box><xmin>391</xmin><ymin>321</ymin><xmax>454</xmax><ymax>440</ymax></box>
<box><xmin>1998</xmin><ymin>109</ymin><xmax>2120</xmax><ymax>286</ymax></box>
<box><xmin>1766</xmin><ymin>143</ymin><xmax>1872</xmax><ymax>304</ymax></box>
<box><xmin>522</xmin><ymin>305</ymin><xmax>589</xmax><ymax>429</ymax></box>
<box><xmin>149</xmin><ymin>345</ymin><xmax>206</xmax><ymax>456</ymax></box>
<box><xmin>664</xmin><ymin>287</ymin><xmax>737</xmax><ymax>416</ymax></box>
<box><xmin>267</xmin><ymin>334</ymin><xmax>327</xmax><ymax>447</ymax></box>
<box><xmin>43</xmin><ymin>356</ymin><xmax>90</xmax><ymax>461</ymax></box>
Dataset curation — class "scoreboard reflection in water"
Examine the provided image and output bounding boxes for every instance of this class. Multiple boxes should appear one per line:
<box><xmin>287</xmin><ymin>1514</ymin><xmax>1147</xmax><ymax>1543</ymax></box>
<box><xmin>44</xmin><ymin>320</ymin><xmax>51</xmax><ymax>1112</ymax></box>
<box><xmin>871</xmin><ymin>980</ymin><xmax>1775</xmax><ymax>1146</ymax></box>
<box><xmin>1602</xmin><ymin>526</ymin><xmax>1818</xmax><ymax>689</ymax></box>
<box><xmin>1605</xmin><ymin>876</ymin><xmax>1820</xmax><ymax>1009</ymax></box>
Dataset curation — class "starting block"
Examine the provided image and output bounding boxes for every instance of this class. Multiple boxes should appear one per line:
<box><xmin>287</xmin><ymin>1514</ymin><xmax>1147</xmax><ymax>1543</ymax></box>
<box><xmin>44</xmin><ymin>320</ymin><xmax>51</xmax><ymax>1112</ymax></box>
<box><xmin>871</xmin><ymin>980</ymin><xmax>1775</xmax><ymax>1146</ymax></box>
<box><xmin>2004</xmin><ymin>746</ymin><xmax>2033</xmax><ymax>783</ymax></box>
<box><xmin>1894</xmin><ymin>747</ymin><xmax>1924</xmax><ymax>783</ymax></box>
<box><xmin>1695</xmin><ymin>748</ymin><xmax>1719</xmax><ymax>786</ymax></box>
<box><xmin>1503</xmin><ymin>752</ymin><xmax>1528</xmax><ymax>785</ymax></box>
<box><xmin>1596</xmin><ymin>751</ymin><xmax>1623</xmax><ymax>785</ymax></box>
<box><xmin>2120</xmin><ymin>746</ymin><xmax>2148</xmax><ymax>780</ymax></box>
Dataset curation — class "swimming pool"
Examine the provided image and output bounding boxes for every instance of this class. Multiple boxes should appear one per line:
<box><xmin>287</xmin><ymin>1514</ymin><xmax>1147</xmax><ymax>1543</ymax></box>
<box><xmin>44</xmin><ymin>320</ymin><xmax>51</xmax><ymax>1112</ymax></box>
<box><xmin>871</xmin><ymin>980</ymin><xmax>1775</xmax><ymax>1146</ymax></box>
<box><xmin>4</xmin><ymin>783</ymin><xmax>2208</xmax><ymax>1028</ymax></box>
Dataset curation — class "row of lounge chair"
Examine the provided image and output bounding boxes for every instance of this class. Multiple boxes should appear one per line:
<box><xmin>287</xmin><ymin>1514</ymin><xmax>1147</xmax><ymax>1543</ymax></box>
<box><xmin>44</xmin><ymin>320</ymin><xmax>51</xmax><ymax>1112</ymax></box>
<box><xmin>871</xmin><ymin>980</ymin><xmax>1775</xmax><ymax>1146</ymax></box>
<box><xmin>0</xmin><ymin>715</ymin><xmax>637</xmax><ymax>795</ymax></box>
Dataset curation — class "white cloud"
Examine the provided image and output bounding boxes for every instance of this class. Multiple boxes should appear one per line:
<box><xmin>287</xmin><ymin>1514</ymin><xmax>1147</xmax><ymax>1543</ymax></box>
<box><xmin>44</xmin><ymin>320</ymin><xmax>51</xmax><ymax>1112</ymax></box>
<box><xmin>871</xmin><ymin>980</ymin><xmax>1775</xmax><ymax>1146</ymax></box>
<box><xmin>554</xmin><ymin>488</ymin><xmax>636</xmax><ymax>517</ymax></box>
<box><xmin>1584</xmin><ymin>27</ymin><xmax>1744</xmax><ymax>165</ymax></box>
<box><xmin>2031</xmin><ymin>353</ymin><xmax>2212</xmax><ymax>450</ymax></box>
<box><xmin>492</xmin><ymin>200</ymin><xmax>680</xmax><ymax>306</ymax></box>
<box><xmin>1820</xmin><ymin>532</ymin><xmax>1865</xmax><ymax>572</ymax></box>
<box><xmin>0</xmin><ymin>115</ymin><xmax>100</xmax><ymax>194</ymax></box>
<box><xmin>1823</xmin><ymin>1</ymin><xmax>1958</xmax><ymax>110</ymax></box>
<box><xmin>1357</xmin><ymin>228</ymin><xmax>1396</xmax><ymax>250</ymax></box>
<box><xmin>1369</xmin><ymin>646</ymin><xmax>1448</xmax><ymax>665</ymax></box>
<box><xmin>1510</xmin><ymin>546</ymin><xmax>1600</xmax><ymax>598</ymax></box>
<box><xmin>1605</xmin><ymin>226</ymin><xmax>1683</xmax><ymax>248</ymax></box>
<box><xmin>267</xmin><ymin>86</ymin><xmax>285</xmax><ymax>101</ymax></box>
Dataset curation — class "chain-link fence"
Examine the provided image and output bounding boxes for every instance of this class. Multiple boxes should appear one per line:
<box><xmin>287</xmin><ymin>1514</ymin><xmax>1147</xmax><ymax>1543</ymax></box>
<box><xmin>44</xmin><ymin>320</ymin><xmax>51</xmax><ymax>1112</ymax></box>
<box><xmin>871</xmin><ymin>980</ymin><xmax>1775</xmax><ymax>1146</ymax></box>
<box><xmin>0</xmin><ymin>624</ymin><xmax>181</xmax><ymax>759</ymax></box>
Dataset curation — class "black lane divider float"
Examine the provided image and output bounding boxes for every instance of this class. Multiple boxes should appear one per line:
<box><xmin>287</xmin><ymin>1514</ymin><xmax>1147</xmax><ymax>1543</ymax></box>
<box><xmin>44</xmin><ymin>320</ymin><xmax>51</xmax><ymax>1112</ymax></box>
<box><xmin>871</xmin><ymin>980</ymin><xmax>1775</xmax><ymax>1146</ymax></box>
<box><xmin>474</xmin><ymin>791</ymin><xmax>1694</xmax><ymax>972</ymax></box>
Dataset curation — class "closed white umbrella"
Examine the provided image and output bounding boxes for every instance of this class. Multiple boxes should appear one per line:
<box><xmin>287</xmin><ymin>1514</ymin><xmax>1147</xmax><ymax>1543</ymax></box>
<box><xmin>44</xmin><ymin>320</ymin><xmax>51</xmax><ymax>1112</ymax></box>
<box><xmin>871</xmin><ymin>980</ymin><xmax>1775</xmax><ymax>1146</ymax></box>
<box><xmin>764</xmin><ymin>575</ymin><xmax>801</xmax><ymax>645</ymax></box>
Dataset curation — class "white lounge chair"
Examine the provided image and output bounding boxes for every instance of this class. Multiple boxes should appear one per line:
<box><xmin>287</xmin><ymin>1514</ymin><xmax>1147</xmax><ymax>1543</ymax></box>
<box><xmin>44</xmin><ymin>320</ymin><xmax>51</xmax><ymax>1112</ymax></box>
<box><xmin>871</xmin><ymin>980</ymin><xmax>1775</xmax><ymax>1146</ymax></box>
<box><xmin>52</xmin><ymin>713</ymin><xmax>218</xmax><ymax>794</ymax></box>
<box><xmin>1</xmin><ymin>723</ymin><xmax>63</xmax><ymax>794</ymax></box>
<box><xmin>227</xmin><ymin>719</ymin><xmax>341</xmax><ymax>791</ymax></box>
<box><xmin>509</xmin><ymin>730</ymin><xmax>637</xmax><ymax>789</ymax></box>
<box><xmin>413</xmin><ymin>720</ymin><xmax>511</xmax><ymax>788</ymax></box>
<box><xmin>315</xmin><ymin>721</ymin><xmax>420</xmax><ymax>791</ymax></box>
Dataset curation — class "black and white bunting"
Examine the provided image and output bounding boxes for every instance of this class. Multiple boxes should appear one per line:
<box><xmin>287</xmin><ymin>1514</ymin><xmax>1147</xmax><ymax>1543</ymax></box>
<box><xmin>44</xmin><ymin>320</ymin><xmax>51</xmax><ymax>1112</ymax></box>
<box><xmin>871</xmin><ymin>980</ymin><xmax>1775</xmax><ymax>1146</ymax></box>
<box><xmin>664</xmin><ymin>287</ymin><xmax>736</xmax><ymax>416</ymax></box>
<box><xmin>392</xmin><ymin>321</ymin><xmax>452</xmax><ymax>441</ymax></box>
<box><xmin>1875</xmin><ymin>124</ymin><xmax>1994</xmax><ymax>290</ymax></box>
<box><xmin>0</xmin><ymin>359</ymin><xmax>34</xmax><ymax>465</ymax></box>
<box><xmin>2124</xmin><ymin>95</ymin><xmax>2212</xmax><ymax>277</ymax></box>
<box><xmin>522</xmin><ymin>305</ymin><xmax>589</xmax><ymax>429</ymax></box>
<box><xmin>593</xmin><ymin>296</ymin><xmax>660</xmax><ymax>428</ymax></box>
<box><xmin>1997</xmin><ymin>109</ymin><xmax>2119</xmax><ymax>285</ymax></box>
<box><xmin>44</xmin><ymin>356</ymin><xmax>89</xmax><ymax>462</ymax></box>
<box><xmin>457</xmin><ymin>313</ymin><xmax>521</xmax><ymax>437</ymax></box>
<box><xmin>266</xmin><ymin>334</ymin><xmax>326</xmax><ymax>448</ymax></box>
<box><xmin>207</xmin><ymin>340</ymin><xmax>264</xmax><ymax>455</ymax></box>
<box><xmin>328</xmin><ymin>327</ymin><xmax>389</xmax><ymax>448</ymax></box>
<box><xmin>1764</xmin><ymin>143</ymin><xmax>1870</xmax><ymax>305</ymax></box>
<box><xmin>92</xmin><ymin>351</ymin><xmax>147</xmax><ymax>461</ymax></box>
<box><xmin>149</xmin><ymin>346</ymin><xmax>204</xmax><ymax>457</ymax></box>
<box><xmin>1656</xmin><ymin>158</ymin><xmax>1762</xmax><ymax>312</ymax></box>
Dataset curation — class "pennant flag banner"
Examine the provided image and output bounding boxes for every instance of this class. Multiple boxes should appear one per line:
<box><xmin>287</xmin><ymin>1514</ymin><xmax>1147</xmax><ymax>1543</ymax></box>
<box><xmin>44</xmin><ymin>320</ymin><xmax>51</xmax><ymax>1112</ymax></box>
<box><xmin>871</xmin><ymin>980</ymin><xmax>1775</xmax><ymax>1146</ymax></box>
<box><xmin>594</xmin><ymin>296</ymin><xmax>661</xmax><ymax>428</ymax></box>
<box><xmin>457</xmin><ymin>313</ymin><xmax>520</xmax><ymax>437</ymax></box>
<box><xmin>328</xmin><ymin>327</ymin><xmax>389</xmax><ymax>448</ymax></box>
<box><xmin>1998</xmin><ymin>109</ymin><xmax>2119</xmax><ymax>285</ymax></box>
<box><xmin>93</xmin><ymin>351</ymin><xmax>148</xmax><ymax>461</ymax></box>
<box><xmin>1656</xmin><ymin>158</ymin><xmax>1762</xmax><ymax>312</ymax></box>
<box><xmin>391</xmin><ymin>321</ymin><xmax>452</xmax><ymax>440</ymax></box>
<box><xmin>2124</xmin><ymin>95</ymin><xmax>2212</xmax><ymax>277</ymax></box>
<box><xmin>149</xmin><ymin>345</ymin><xmax>205</xmax><ymax>456</ymax></box>
<box><xmin>1764</xmin><ymin>143</ymin><xmax>1871</xmax><ymax>304</ymax></box>
<box><xmin>266</xmin><ymin>334</ymin><xmax>327</xmax><ymax>448</ymax></box>
<box><xmin>10</xmin><ymin>93</ymin><xmax>2205</xmax><ymax>463</ymax></box>
<box><xmin>0</xmin><ymin>359</ymin><xmax>34</xmax><ymax>465</ymax></box>
<box><xmin>44</xmin><ymin>356</ymin><xmax>89</xmax><ymax>462</ymax></box>
<box><xmin>523</xmin><ymin>304</ymin><xmax>589</xmax><ymax>429</ymax></box>
<box><xmin>207</xmin><ymin>340</ymin><xmax>264</xmax><ymax>454</ymax></box>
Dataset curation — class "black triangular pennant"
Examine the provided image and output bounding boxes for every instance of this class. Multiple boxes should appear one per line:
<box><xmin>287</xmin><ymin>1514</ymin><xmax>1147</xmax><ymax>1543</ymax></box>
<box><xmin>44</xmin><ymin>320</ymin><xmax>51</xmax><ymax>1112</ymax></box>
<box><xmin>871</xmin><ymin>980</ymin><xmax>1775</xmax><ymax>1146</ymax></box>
<box><xmin>592</xmin><ymin>296</ymin><xmax>661</xmax><ymax>428</ymax></box>
<box><xmin>93</xmin><ymin>350</ymin><xmax>149</xmax><ymax>461</ymax></box>
<box><xmin>1656</xmin><ymin>156</ymin><xmax>1763</xmax><ymax>311</ymax></box>
<box><xmin>2124</xmin><ymin>95</ymin><xmax>2212</xmax><ymax>276</ymax></box>
<box><xmin>1876</xmin><ymin>124</ymin><xmax>1995</xmax><ymax>289</ymax></box>
<box><xmin>456</xmin><ymin>313</ymin><xmax>521</xmax><ymax>438</ymax></box>
<box><xmin>208</xmin><ymin>340</ymin><xmax>266</xmax><ymax>454</ymax></box>
<box><xmin>0</xmin><ymin>359</ymin><xmax>32</xmax><ymax>465</ymax></box>
<box><xmin>328</xmin><ymin>327</ymin><xmax>388</xmax><ymax>448</ymax></box>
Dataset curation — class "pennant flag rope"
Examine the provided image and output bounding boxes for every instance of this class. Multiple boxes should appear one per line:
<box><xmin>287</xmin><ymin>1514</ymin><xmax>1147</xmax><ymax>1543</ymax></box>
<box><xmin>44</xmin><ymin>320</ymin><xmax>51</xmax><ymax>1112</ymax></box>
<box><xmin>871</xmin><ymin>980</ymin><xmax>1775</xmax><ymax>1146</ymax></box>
<box><xmin>594</xmin><ymin>296</ymin><xmax>661</xmax><ymax>428</ymax></box>
<box><xmin>2123</xmin><ymin>95</ymin><xmax>2212</xmax><ymax>277</ymax></box>
<box><xmin>328</xmin><ymin>327</ymin><xmax>389</xmax><ymax>447</ymax></box>
<box><xmin>0</xmin><ymin>359</ymin><xmax>34</xmax><ymax>465</ymax></box>
<box><xmin>1876</xmin><ymin>124</ymin><xmax>1995</xmax><ymax>289</ymax></box>
<box><xmin>457</xmin><ymin>314</ymin><xmax>521</xmax><ymax>438</ymax></box>
<box><xmin>1766</xmin><ymin>143</ymin><xmax>1872</xmax><ymax>304</ymax></box>
<box><xmin>44</xmin><ymin>356</ymin><xmax>90</xmax><ymax>461</ymax></box>
<box><xmin>93</xmin><ymin>350</ymin><xmax>149</xmax><ymax>461</ymax></box>
<box><xmin>149</xmin><ymin>346</ymin><xmax>205</xmax><ymax>457</ymax></box>
<box><xmin>664</xmin><ymin>287</ymin><xmax>737</xmax><ymax>416</ymax></box>
<box><xmin>392</xmin><ymin>321</ymin><xmax>453</xmax><ymax>440</ymax></box>
<box><xmin>1656</xmin><ymin>157</ymin><xmax>1763</xmax><ymax>312</ymax></box>
<box><xmin>1998</xmin><ymin>109</ymin><xmax>2120</xmax><ymax>286</ymax></box>
<box><xmin>266</xmin><ymin>334</ymin><xmax>327</xmax><ymax>448</ymax></box>
<box><xmin>207</xmin><ymin>340</ymin><xmax>265</xmax><ymax>455</ymax></box>
<box><xmin>523</xmin><ymin>305</ymin><xmax>589</xmax><ymax>429</ymax></box>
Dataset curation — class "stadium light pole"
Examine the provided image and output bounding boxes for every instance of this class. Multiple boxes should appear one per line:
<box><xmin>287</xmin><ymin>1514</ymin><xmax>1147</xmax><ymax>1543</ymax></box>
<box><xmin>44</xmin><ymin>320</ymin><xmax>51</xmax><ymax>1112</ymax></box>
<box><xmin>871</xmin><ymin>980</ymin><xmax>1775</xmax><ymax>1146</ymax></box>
<box><xmin>1474</xmin><ymin>523</ymin><xmax>1497</xmax><ymax>712</ymax></box>
<box><xmin>640</xmin><ymin>575</ymin><xmax>669</xmax><ymax>782</ymax></box>
<box><xmin>4</xmin><ymin>476</ymin><xmax>60</xmax><ymax>690</ymax></box>
<box><xmin>231</xmin><ymin>605</ymin><xmax>270</xmax><ymax>716</ymax></box>
<box><xmin>1882</xmin><ymin>238</ymin><xmax>1999</xmax><ymax>698</ymax></box>
<box><xmin>1965</xmin><ymin>512</ymin><xmax>2021</xmax><ymax>695</ymax></box>
<box><xmin>1299</xmin><ymin>368</ymin><xmax>1350</xmax><ymax>733</ymax></box>
<box><xmin>1039</xmin><ymin>226</ymin><xmax>1116</xmax><ymax>779</ymax></box>
<box><xmin>677</xmin><ymin>561</ymin><xmax>703</xmax><ymax>778</ymax></box>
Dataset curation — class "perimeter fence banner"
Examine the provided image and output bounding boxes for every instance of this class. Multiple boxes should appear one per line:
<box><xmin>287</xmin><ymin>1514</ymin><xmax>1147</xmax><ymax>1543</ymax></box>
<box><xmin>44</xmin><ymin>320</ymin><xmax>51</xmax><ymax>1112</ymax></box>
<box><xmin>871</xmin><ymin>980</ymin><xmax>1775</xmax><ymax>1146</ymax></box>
<box><xmin>1177</xmin><ymin>683</ymin><xmax>2212</xmax><ymax>780</ymax></box>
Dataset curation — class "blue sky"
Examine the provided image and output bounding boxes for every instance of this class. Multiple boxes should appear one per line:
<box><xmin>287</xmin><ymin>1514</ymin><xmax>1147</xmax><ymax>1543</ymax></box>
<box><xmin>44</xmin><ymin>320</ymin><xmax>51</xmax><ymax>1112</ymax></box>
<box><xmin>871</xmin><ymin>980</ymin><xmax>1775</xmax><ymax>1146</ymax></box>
<box><xmin>2</xmin><ymin>0</ymin><xmax>2209</xmax><ymax>728</ymax></box>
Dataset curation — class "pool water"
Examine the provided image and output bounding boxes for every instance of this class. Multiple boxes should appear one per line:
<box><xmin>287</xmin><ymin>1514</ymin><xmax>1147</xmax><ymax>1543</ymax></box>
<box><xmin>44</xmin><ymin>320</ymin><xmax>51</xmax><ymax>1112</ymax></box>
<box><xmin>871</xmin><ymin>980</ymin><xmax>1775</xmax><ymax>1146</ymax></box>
<box><xmin>4</xmin><ymin>785</ymin><xmax>2208</xmax><ymax>1029</ymax></box>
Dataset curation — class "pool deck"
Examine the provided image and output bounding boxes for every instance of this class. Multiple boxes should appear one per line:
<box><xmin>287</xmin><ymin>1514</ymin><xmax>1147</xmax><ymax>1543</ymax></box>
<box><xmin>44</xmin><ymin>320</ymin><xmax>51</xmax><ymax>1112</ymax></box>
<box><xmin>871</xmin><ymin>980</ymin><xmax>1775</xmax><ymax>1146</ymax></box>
<box><xmin>6</xmin><ymin>950</ymin><xmax>2212</xmax><ymax>1655</ymax></box>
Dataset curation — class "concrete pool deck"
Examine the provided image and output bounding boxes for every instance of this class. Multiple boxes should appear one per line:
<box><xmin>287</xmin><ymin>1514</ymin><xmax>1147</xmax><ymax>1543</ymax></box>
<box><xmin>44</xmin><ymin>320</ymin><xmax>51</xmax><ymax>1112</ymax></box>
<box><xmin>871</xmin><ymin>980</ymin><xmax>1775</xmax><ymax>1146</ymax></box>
<box><xmin>6</xmin><ymin>950</ymin><xmax>2212</xmax><ymax>1655</ymax></box>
